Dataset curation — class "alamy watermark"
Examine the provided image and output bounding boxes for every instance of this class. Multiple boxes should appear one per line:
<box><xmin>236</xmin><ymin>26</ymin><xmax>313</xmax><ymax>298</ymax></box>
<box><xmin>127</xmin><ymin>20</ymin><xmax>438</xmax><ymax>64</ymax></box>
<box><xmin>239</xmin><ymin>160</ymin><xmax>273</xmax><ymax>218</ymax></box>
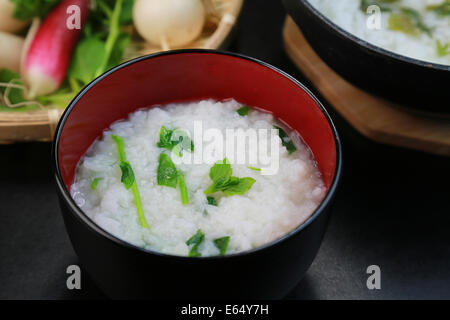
<box><xmin>167</xmin><ymin>121</ymin><xmax>281</xmax><ymax>175</ymax></box>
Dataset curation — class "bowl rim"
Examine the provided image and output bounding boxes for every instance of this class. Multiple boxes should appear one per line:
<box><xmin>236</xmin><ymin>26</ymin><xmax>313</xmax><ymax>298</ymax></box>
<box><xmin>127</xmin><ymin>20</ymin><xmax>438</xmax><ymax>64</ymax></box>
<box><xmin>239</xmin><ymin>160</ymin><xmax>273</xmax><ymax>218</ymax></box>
<box><xmin>53</xmin><ymin>49</ymin><xmax>343</xmax><ymax>261</ymax></box>
<box><xmin>294</xmin><ymin>0</ymin><xmax>450</xmax><ymax>71</ymax></box>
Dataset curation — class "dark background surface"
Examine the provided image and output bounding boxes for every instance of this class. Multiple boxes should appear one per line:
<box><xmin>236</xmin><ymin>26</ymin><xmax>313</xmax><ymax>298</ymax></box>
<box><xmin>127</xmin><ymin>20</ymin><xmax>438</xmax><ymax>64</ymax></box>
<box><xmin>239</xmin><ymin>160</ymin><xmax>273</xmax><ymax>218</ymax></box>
<box><xmin>1</xmin><ymin>1</ymin><xmax>449</xmax><ymax>300</ymax></box>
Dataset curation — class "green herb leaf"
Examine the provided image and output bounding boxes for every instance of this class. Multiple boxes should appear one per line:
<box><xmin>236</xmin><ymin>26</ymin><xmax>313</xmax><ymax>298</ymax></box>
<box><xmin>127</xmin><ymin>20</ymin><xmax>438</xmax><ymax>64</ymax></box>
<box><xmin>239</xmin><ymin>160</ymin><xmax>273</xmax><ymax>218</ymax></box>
<box><xmin>222</xmin><ymin>177</ymin><xmax>256</xmax><ymax>196</ymax></box>
<box><xmin>91</xmin><ymin>177</ymin><xmax>102</xmax><ymax>190</ymax></box>
<box><xmin>209</xmin><ymin>158</ymin><xmax>232</xmax><ymax>185</ymax></box>
<box><xmin>436</xmin><ymin>40</ymin><xmax>450</xmax><ymax>57</ymax></box>
<box><xmin>157</xmin><ymin>153</ymin><xmax>178</xmax><ymax>188</ymax></box>
<box><xmin>11</xmin><ymin>0</ymin><xmax>60</xmax><ymax>20</ymax></box>
<box><xmin>119</xmin><ymin>161</ymin><xmax>135</xmax><ymax>189</ymax></box>
<box><xmin>214</xmin><ymin>236</ymin><xmax>230</xmax><ymax>256</ymax></box>
<box><xmin>69</xmin><ymin>37</ymin><xmax>106</xmax><ymax>85</ymax></box>
<box><xmin>186</xmin><ymin>229</ymin><xmax>205</xmax><ymax>257</ymax></box>
<box><xmin>427</xmin><ymin>1</ymin><xmax>450</xmax><ymax>17</ymax></box>
<box><xmin>204</xmin><ymin>159</ymin><xmax>255</xmax><ymax>196</ymax></box>
<box><xmin>111</xmin><ymin>135</ymin><xmax>127</xmax><ymax>162</ymax></box>
<box><xmin>207</xmin><ymin>196</ymin><xmax>217</xmax><ymax>206</ymax></box>
<box><xmin>157</xmin><ymin>126</ymin><xmax>194</xmax><ymax>156</ymax></box>
<box><xmin>157</xmin><ymin>126</ymin><xmax>173</xmax><ymax>149</ymax></box>
<box><xmin>237</xmin><ymin>106</ymin><xmax>250</xmax><ymax>116</ymax></box>
<box><xmin>360</xmin><ymin>0</ymin><xmax>399</xmax><ymax>12</ymax></box>
<box><xmin>388</xmin><ymin>8</ymin><xmax>432</xmax><ymax>37</ymax></box>
<box><xmin>274</xmin><ymin>126</ymin><xmax>297</xmax><ymax>154</ymax></box>
<box><xmin>248</xmin><ymin>166</ymin><xmax>261</xmax><ymax>172</ymax></box>
<box><xmin>178</xmin><ymin>172</ymin><xmax>189</xmax><ymax>205</ymax></box>
<box><xmin>112</xmin><ymin>135</ymin><xmax>149</xmax><ymax>229</ymax></box>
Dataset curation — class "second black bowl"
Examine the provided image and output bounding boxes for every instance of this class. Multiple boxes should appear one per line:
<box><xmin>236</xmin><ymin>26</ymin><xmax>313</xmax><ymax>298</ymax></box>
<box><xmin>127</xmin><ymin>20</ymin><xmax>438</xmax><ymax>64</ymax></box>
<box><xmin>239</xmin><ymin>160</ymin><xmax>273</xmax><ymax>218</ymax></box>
<box><xmin>283</xmin><ymin>0</ymin><xmax>450</xmax><ymax>116</ymax></box>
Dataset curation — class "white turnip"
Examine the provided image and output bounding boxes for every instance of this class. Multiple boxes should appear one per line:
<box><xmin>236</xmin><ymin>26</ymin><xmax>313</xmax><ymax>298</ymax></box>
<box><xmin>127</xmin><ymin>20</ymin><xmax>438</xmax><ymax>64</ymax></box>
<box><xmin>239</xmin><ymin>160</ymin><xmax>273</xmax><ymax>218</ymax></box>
<box><xmin>133</xmin><ymin>0</ymin><xmax>205</xmax><ymax>49</ymax></box>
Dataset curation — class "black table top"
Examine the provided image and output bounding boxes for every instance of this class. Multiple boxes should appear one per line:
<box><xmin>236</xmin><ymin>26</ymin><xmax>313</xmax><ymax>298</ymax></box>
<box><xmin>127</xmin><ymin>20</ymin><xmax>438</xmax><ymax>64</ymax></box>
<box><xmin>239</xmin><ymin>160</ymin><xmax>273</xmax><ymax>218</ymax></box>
<box><xmin>1</xmin><ymin>0</ymin><xmax>449</xmax><ymax>300</ymax></box>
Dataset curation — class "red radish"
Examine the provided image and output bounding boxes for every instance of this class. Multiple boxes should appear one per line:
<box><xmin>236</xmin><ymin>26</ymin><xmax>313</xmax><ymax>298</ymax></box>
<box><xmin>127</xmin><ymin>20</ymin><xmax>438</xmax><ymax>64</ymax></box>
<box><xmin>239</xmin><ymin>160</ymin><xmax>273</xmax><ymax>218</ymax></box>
<box><xmin>23</xmin><ymin>0</ymin><xmax>89</xmax><ymax>98</ymax></box>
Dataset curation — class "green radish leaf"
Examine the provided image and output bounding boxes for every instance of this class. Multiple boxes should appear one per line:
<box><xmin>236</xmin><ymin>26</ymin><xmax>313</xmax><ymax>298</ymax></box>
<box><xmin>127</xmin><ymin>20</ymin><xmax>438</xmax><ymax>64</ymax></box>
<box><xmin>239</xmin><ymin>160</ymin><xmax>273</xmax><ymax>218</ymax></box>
<box><xmin>69</xmin><ymin>37</ymin><xmax>107</xmax><ymax>85</ymax></box>
<box><xmin>214</xmin><ymin>236</ymin><xmax>230</xmax><ymax>256</ymax></box>
<box><xmin>0</xmin><ymin>69</ymin><xmax>30</xmax><ymax>106</ymax></box>
<box><xmin>119</xmin><ymin>0</ymin><xmax>135</xmax><ymax>24</ymax></box>
<box><xmin>186</xmin><ymin>230</ymin><xmax>205</xmax><ymax>257</ymax></box>
<box><xmin>157</xmin><ymin>153</ymin><xmax>178</xmax><ymax>188</ymax></box>
<box><xmin>107</xmin><ymin>32</ymin><xmax>131</xmax><ymax>69</ymax></box>
<box><xmin>11</xmin><ymin>0</ymin><xmax>60</xmax><ymax>20</ymax></box>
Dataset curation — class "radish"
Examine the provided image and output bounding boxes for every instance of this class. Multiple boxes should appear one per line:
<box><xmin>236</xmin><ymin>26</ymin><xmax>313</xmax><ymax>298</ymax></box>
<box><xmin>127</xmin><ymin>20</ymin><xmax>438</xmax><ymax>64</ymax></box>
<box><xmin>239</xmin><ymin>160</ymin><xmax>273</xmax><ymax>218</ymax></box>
<box><xmin>0</xmin><ymin>31</ymin><xmax>24</xmax><ymax>72</ymax></box>
<box><xmin>0</xmin><ymin>0</ymin><xmax>28</xmax><ymax>33</ymax></box>
<box><xmin>133</xmin><ymin>0</ymin><xmax>205</xmax><ymax>49</ymax></box>
<box><xmin>23</xmin><ymin>0</ymin><xmax>89</xmax><ymax>98</ymax></box>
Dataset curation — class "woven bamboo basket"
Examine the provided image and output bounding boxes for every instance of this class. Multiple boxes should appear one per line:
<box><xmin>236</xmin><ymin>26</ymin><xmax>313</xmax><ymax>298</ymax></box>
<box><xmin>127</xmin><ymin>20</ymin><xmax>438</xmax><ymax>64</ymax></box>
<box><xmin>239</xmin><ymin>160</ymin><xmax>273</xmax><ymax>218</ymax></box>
<box><xmin>0</xmin><ymin>0</ymin><xmax>243</xmax><ymax>144</ymax></box>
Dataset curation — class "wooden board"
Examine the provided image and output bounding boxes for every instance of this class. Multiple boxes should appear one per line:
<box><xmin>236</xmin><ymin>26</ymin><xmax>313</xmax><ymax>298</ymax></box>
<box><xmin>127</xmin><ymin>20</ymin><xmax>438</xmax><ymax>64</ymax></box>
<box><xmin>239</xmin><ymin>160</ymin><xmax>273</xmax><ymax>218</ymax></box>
<box><xmin>283</xmin><ymin>16</ymin><xmax>450</xmax><ymax>157</ymax></box>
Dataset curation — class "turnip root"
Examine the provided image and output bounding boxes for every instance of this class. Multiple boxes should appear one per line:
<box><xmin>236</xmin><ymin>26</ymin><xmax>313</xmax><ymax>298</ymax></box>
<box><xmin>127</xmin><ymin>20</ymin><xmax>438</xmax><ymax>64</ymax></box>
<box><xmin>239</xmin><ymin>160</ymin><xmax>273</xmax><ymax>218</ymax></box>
<box><xmin>23</xmin><ymin>0</ymin><xmax>89</xmax><ymax>98</ymax></box>
<box><xmin>0</xmin><ymin>32</ymin><xmax>24</xmax><ymax>72</ymax></box>
<box><xmin>133</xmin><ymin>0</ymin><xmax>205</xmax><ymax>49</ymax></box>
<box><xmin>0</xmin><ymin>0</ymin><xmax>28</xmax><ymax>33</ymax></box>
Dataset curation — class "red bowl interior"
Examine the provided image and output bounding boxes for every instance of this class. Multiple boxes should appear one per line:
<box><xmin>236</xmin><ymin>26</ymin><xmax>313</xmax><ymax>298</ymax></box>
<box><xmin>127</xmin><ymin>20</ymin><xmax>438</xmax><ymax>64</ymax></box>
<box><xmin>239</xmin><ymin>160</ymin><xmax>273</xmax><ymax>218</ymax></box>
<box><xmin>57</xmin><ymin>51</ymin><xmax>338</xmax><ymax>191</ymax></box>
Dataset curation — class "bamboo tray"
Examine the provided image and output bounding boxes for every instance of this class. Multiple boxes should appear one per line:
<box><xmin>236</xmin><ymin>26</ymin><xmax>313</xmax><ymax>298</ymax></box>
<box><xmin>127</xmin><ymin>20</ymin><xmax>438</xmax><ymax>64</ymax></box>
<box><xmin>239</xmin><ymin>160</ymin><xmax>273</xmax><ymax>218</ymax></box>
<box><xmin>0</xmin><ymin>0</ymin><xmax>243</xmax><ymax>144</ymax></box>
<box><xmin>283</xmin><ymin>17</ymin><xmax>450</xmax><ymax>157</ymax></box>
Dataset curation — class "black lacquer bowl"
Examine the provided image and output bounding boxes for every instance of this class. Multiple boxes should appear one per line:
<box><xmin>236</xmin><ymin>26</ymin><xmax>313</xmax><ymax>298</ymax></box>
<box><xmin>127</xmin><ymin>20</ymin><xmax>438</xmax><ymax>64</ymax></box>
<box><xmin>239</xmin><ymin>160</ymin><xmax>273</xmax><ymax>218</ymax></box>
<box><xmin>53</xmin><ymin>50</ymin><xmax>342</xmax><ymax>299</ymax></box>
<box><xmin>283</xmin><ymin>0</ymin><xmax>450</xmax><ymax>116</ymax></box>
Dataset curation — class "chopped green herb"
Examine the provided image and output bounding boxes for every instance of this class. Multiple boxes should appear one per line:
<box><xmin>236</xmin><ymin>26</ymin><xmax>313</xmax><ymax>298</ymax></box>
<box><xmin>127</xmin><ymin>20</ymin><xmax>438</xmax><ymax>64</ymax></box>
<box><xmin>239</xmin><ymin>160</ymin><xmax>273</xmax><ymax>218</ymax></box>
<box><xmin>112</xmin><ymin>135</ymin><xmax>149</xmax><ymax>229</ymax></box>
<box><xmin>178</xmin><ymin>173</ymin><xmax>189</xmax><ymax>205</ymax></box>
<box><xmin>119</xmin><ymin>161</ymin><xmax>135</xmax><ymax>189</ymax></box>
<box><xmin>157</xmin><ymin>126</ymin><xmax>194</xmax><ymax>157</ymax></box>
<box><xmin>427</xmin><ymin>1</ymin><xmax>450</xmax><ymax>17</ymax></box>
<box><xmin>207</xmin><ymin>196</ymin><xmax>217</xmax><ymax>206</ymax></box>
<box><xmin>360</xmin><ymin>0</ymin><xmax>399</xmax><ymax>12</ymax></box>
<box><xmin>91</xmin><ymin>177</ymin><xmax>102</xmax><ymax>190</ymax></box>
<box><xmin>157</xmin><ymin>126</ymin><xmax>173</xmax><ymax>149</ymax></box>
<box><xmin>436</xmin><ymin>40</ymin><xmax>450</xmax><ymax>57</ymax></box>
<box><xmin>111</xmin><ymin>135</ymin><xmax>127</xmax><ymax>162</ymax></box>
<box><xmin>388</xmin><ymin>8</ymin><xmax>432</xmax><ymax>37</ymax></box>
<box><xmin>157</xmin><ymin>153</ymin><xmax>178</xmax><ymax>188</ymax></box>
<box><xmin>157</xmin><ymin>153</ymin><xmax>190</xmax><ymax>204</ymax></box>
<box><xmin>237</xmin><ymin>106</ymin><xmax>250</xmax><ymax>116</ymax></box>
<box><xmin>222</xmin><ymin>177</ymin><xmax>256</xmax><ymax>197</ymax></box>
<box><xmin>204</xmin><ymin>158</ymin><xmax>255</xmax><ymax>196</ymax></box>
<box><xmin>274</xmin><ymin>126</ymin><xmax>297</xmax><ymax>154</ymax></box>
<box><xmin>186</xmin><ymin>229</ymin><xmax>205</xmax><ymax>257</ymax></box>
<box><xmin>214</xmin><ymin>236</ymin><xmax>230</xmax><ymax>256</ymax></box>
<box><xmin>248</xmin><ymin>166</ymin><xmax>261</xmax><ymax>172</ymax></box>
